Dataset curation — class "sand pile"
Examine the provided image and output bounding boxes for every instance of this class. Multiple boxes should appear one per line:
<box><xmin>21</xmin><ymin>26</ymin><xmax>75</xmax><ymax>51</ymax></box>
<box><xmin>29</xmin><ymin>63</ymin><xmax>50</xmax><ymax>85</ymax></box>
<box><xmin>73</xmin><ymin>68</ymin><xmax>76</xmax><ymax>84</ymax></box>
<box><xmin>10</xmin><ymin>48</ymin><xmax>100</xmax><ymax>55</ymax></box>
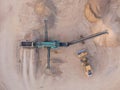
<box><xmin>85</xmin><ymin>0</ymin><xmax>120</xmax><ymax>47</ymax></box>
<box><xmin>34</xmin><ymin>0</ymin><xmax>57</xmax><ymax>28</ymax></box>
<box><xmin>35</xmin><ymin>1</ymin><xmax>50</xmax><ymax>17</ymax></box>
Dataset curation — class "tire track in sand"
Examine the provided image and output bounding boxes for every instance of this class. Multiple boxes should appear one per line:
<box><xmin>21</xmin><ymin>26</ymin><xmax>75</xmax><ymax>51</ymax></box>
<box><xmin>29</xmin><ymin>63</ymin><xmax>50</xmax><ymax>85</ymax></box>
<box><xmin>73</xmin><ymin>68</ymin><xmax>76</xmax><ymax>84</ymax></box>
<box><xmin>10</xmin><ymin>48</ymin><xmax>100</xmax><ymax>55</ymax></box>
<box><xmin>29</xmin><ymin>49</ymin><xmax>36</xmax><ymax>88</ymax></box>
<box><xmin>22</xmin><ymin>49</ymin><xmax>31</xmax><ymax>90</ymax></box>
<box><xmin>22</xmin><ymin>47</ymin><xmax>38</xmax><ymax>90</ymax></box>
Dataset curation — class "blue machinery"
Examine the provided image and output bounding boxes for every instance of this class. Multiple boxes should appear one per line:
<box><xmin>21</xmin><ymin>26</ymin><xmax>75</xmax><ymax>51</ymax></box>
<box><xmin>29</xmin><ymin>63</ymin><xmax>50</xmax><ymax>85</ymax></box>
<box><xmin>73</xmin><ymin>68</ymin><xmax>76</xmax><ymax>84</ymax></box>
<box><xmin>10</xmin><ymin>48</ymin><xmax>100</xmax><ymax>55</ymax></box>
<box><xmin>21</xmin><ymin>20</ymin><xmax>108</xmax><ymax>69</ymax></box>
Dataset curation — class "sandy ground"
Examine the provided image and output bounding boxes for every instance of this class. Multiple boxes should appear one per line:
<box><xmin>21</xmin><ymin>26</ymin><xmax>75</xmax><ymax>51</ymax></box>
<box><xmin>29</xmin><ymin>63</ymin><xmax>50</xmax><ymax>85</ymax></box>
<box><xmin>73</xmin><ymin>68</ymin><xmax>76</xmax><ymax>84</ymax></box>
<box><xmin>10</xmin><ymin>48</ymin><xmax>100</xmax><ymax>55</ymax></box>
<box><xmin>0</xmin><ymin>0</ymin><xmax>120</xmax><ymax>90</ymax></box>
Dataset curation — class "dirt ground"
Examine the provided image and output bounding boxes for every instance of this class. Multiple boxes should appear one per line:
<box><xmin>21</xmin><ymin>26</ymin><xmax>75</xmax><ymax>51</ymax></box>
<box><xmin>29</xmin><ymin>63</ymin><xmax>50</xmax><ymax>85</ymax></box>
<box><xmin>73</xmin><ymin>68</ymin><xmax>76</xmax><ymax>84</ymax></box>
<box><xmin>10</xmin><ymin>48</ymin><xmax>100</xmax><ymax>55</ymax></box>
<box><xmin>0</xmin><ymin>0</ymin><xmax>120</xmax><ymax>90</ymax></box>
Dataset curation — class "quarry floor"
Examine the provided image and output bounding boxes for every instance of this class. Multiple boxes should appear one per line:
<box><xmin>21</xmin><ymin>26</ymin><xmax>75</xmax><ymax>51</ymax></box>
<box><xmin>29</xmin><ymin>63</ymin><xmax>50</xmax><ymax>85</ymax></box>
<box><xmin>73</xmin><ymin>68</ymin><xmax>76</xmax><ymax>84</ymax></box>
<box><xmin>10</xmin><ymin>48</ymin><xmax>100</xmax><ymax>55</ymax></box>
<box><xmin>0</xmin><ymin>0</ymin><xmax>120</xmax><ymax>90</ymax></box>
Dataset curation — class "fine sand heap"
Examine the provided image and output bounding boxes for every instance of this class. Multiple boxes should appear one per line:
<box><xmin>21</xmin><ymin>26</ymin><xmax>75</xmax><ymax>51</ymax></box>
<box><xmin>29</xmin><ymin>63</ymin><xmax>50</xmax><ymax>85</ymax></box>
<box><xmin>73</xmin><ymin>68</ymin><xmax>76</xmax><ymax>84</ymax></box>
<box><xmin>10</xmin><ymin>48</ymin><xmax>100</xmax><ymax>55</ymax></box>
<box><xmin>85</xmin><ymin>0</ymin><xmax>120</xmax><ymax>47</ymax></box>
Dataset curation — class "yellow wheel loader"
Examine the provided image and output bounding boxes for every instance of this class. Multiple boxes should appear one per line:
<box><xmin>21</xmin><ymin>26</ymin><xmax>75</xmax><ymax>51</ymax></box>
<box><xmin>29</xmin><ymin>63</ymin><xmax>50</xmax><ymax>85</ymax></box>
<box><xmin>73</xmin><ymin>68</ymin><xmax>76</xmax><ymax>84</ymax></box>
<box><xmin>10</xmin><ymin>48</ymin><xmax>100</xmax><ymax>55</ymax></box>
<box><xmin>78</xmin><ymin>49</ymin><xmax>92</xmax><ymax>77</ymax></box>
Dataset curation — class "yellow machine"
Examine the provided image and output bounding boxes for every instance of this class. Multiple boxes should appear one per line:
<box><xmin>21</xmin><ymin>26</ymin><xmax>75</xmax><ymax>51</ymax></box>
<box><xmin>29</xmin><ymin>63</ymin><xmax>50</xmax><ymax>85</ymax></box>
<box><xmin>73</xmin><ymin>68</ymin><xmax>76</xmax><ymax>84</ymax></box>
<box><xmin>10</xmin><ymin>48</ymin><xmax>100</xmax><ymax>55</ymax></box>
<box><xmin>78</xmin><ymin>49</ymin><xmax>92</xmax><ymax>77</ymax></box>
